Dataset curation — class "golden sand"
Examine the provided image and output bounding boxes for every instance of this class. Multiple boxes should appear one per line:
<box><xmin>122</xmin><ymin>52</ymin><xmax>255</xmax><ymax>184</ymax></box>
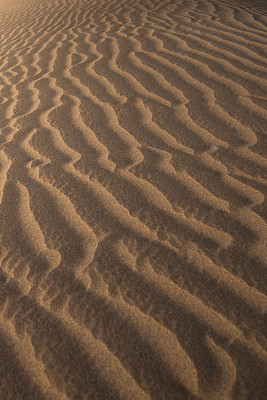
<box><xmin>0</xmin><ymin>0</ymin><xmax>266</xmax><ymax>398</ymax></box>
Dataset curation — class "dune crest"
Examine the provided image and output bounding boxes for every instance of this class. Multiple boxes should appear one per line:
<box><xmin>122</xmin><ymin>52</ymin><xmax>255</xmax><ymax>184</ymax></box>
<box><xmin>0</xmin><ymin>0</ymin><xmax>266</xmax><ymax>399</ymax></box>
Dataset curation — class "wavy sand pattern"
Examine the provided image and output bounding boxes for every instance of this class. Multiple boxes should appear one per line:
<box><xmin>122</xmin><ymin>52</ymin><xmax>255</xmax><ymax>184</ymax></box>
<box><xmin>0</xmin><ymin>0</ymin><xmax>267</xmax><ymax>398</ymax></box>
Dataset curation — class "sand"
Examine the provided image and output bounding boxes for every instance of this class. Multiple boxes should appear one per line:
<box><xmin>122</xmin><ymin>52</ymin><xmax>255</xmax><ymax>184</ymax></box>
<box><xmin>0</xmin><ymin>0</ymin><xmax>266</xmax><ymax>398</ymax></box>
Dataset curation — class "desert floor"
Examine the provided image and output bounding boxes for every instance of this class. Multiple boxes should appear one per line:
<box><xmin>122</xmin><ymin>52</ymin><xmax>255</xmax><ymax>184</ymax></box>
<box><xmin>0</xmin><ymin>0</ymin><xmax>266</xmax><ymax>399</ymax></box>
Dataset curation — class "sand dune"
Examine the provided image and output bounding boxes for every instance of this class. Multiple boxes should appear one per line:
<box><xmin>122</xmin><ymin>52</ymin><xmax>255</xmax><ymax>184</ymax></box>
<box><xmin>0</xmin><ymin>0</ymin><xmax>266</xmax><ymax>398</ymax></box>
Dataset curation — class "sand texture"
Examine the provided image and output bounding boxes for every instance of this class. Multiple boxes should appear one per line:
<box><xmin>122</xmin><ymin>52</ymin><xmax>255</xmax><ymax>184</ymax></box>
<box><xmin>0</xmin><ymin>0</ymin><xmax>267</xmax><ymax>398</ymax></box>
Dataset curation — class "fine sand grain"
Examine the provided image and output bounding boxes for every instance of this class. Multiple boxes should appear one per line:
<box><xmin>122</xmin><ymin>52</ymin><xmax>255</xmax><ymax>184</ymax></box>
<box><xmin>0</xmin><ymin>0</ymin><xmax>267</xmax><ymax>399</ymax></box>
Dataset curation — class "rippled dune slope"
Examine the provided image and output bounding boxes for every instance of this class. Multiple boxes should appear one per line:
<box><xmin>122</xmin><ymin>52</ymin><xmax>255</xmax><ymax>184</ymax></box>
<box><xmin>0</xmin><ymin>0</ymin><xmax>266</xmax><ymax>399</ymax></box>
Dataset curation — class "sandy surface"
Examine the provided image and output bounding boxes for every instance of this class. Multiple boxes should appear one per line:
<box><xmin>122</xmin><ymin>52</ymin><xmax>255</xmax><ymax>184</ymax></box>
<box><xmin>0</xmin><ymin>0</ymin><xmax>266</xmax><ymax>399</ymax></box>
